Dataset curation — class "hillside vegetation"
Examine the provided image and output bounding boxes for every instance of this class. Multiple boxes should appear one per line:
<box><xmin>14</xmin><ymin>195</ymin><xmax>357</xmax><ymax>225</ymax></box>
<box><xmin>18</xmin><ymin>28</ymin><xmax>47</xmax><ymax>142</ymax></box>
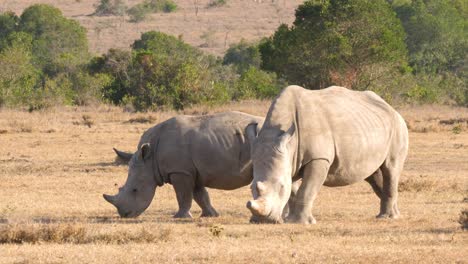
<box><xmin>0</xmin><ymin>0</ymin><xmax>466</xmax><ymax>111</ymax></box>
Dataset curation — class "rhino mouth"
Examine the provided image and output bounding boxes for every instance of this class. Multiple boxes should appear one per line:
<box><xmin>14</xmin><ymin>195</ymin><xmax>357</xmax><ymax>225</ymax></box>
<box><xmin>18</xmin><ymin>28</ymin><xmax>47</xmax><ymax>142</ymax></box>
<box><xmin>249</xmin><ymin>213</ymin><xmax>283</xmax><ymax>224</ymax></box>
<box><xmin>118</xmin><ymin>209</ymin><xmax>134</xmax><ymax>218</ymax></box>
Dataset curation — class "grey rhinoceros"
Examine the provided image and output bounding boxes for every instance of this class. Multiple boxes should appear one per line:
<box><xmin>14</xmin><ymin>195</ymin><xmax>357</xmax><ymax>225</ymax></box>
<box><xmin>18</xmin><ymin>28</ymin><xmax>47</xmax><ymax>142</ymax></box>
<box><xmin>245</xmin><ymin>85</ymin><xmax>408</xmax><ymax>224</ymax></box>
<box><xmin>103</xmin><ymin>111</ymin><xmax>264</xmax><ymax>218</ymax></box>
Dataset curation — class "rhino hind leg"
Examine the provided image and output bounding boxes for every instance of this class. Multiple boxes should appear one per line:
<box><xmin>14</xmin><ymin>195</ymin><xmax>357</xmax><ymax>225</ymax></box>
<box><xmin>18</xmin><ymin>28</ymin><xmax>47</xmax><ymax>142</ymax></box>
<box><xmin>171</xmin><ymin>173</ymin><xmax>194</xmax><ymax>218</ymax></box>
<box><xmin>286</xmin><ymin>160</ymin><xmax>330</xmax><ymax>224</ymax></box>
<box><xmin>365</xmin><ymin>169</ymin><xmax>383</xmax><ymax>199</ymax></box>
<box><xmin>377</xmin><ymin>159</ymin><xmax>404</xmax><ymax>219</ymax></box>
<box><xmin>194</xmin><ymin>186</ymin><xmax>219</xmax><ymax>217</ymax></box>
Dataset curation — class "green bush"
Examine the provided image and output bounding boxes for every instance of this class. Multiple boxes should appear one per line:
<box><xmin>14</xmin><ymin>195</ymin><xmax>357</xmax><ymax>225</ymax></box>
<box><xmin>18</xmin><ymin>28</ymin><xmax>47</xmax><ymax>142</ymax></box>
<box><xmin>234</xmin><ymin>67</ymin><xmax>283</xmax><ymax>100</ymax></box>
<box><xmin>260</xmin><ymin>0</ymin><xmax>408</xmax><ymax>94</ymax></box>
<box><xmin>223</xmin><ymin>40</ymin><xmax>261</xmax><ymax>73</ymax></box>
<box><xmin>207</xmin><ymin>0</ymin><xmax>227</xmax><ymax>8</ymax></box>
<box><xmin>127</xmin><ymin>0</ymin><xmax>177</xmax><ymax>23</ymax></box>
<box><xmin>0</xmin><ymin>42</ymin><xmax>39</xmax><ymax>107</ymax></box>
<box><xmin>127</xmin><ymin>4</ymin><xmax>150</xmax><ymax>22</ymax></box>
<box><xmin>94</xmin><ymin>0</ymin><xmax>127</xmax><ymax>16</ymax></box>
<box><xmin>0</xmin><ymin>11</ymin><xmax>19</xmax><ymax>50</ymax></box>
<box><xmin>19</xmin><ymin>4</ymin><xmax>89</xmax><ymax>76</ymax></box>
<box><xmin>93</xmin><ymin>32</ymin><xmax>231</xmax><ymax>110</ymax></box>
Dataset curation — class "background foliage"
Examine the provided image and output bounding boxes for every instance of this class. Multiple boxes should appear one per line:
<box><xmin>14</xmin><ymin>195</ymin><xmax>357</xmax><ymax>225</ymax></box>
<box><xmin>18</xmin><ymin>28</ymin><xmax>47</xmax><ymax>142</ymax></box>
<box><xmin>0</xmin><ymin>1</ymin><xmax>466</xmax><ymax>110</ymax></box>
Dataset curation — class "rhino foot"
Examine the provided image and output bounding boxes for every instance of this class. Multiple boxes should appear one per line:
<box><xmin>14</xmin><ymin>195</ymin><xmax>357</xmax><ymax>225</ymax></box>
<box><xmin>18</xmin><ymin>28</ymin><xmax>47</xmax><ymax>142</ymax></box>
<box><xmin>174</xmin><ymin>211</ymin><xmax>193</xmax><ymax>218</ymax></box>
<box><xmin>201</xmin><ymin>208</ymin><xmax>219</xmax><ymax>217</ymax></box>
<box><xmin>286</xmin><ymin>214</ymin><xmax>317</xmax><ymax>224</ymax></box>
<box><xmin>376</xmin><ymin>213</ymin><xmax>399</xmax><ymax>219</ymax></box>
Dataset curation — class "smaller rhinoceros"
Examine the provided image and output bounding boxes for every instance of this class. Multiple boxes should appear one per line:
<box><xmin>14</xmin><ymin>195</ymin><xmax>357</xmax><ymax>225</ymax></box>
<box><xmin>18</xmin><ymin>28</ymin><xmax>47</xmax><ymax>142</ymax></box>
<box><xmin>103</xmin><ymin>111</ymin><xmax>263</xmax><ymax>218</ymax></box>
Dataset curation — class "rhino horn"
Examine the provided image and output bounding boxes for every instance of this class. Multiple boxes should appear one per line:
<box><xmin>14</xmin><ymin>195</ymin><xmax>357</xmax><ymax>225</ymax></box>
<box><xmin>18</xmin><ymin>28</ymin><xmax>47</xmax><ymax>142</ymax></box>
<box><xmin>246</xmin><ymin>200</ymin><xmax>263</xmax><ymax>216</ymax></box>
<box><xmin>103</xmin><ymin>194</ymin><xmax>117</xmax><ymax>205</ymax></box>
<box><xmin>113</xmin><ymin>148</ymin><xmax>133</xmax><ymax>162</ymax></box>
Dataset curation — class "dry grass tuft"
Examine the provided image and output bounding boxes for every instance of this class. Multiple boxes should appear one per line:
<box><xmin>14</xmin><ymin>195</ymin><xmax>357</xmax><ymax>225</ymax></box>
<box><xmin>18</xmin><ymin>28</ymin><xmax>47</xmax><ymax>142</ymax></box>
<box><xmin>126</xmin><ymin>115</ymin><xmax>156</xmax><ymax>124</ymax></box>
<box><xmin>8</xmin><ymin>120</ymin><xmax>33</xmax><ymax>133</ymax></box>
<box><xmin>0</xmin><ymin>224</ymin><xmax>173</xmax><ymax>244</ymax></box>
<box><xmin>459</xmin><ymin>209</ymin><xmax>468</xmax><ymax>230</ymax></box>
<box><xmin>439</xmin><ymin>118</ymin><xmax>468</xmax><ymax>125</ymax></box>
<box><xmin>399</xmin><ymin>176</ymin><xmax>437</xmax><ymax>192</ymax></box>
<box><xmin>209</xmin><ymin>224</ymin><xmax>224</xmax><ymax>237</ymax></box>
<box><xmin>72</xmin><ymin>115</ymin><xmax>95</xmax><ymax>128</ymax></box>
<box><xmin>0</xmin><ymin>223</ymin><xmax>86</xmax><ymax>244</ymax></box>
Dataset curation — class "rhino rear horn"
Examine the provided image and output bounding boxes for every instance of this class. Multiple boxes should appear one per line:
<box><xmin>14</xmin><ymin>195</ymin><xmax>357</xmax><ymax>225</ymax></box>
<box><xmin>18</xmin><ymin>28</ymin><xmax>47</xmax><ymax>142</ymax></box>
<box><xmin>113</xmin><ymin>148</ymin><xmax>133</xmax><ymax>162</ymax></box>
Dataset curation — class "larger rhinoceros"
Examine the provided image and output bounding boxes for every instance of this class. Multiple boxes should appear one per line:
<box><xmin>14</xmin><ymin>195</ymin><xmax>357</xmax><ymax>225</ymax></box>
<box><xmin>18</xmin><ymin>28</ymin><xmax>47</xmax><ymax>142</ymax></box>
<box><xmin>103</xmin><ymin>111</ymin><xmax>264</xmax><ymax>218</ymax></box>
<box><xmin>245</xmin><ymin>85</ymin><xmax>408</xmax><ymax>224</ymax></box>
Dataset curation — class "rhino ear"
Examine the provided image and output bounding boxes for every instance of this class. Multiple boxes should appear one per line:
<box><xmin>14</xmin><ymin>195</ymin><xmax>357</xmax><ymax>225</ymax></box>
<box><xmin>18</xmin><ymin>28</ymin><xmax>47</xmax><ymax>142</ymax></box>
<box><xmin>140</xmin><ymin>143</ymin><xmax>152</xmax><ymax>161</ymax></box>
<box><xmin>245</xmin><ymin>123</ymin><xmax>259</xmax><ymax>148</ymax></box>
<box><xmin>278</xmin><ymin>124</ymin><xmax>295</xmax><ymax>151</ymax></box>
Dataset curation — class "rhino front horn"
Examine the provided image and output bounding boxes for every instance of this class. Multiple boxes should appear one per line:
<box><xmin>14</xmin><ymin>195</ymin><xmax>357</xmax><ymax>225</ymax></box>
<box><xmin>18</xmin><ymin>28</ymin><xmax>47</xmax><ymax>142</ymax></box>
<box><xmin>246</xmin><ymin>200</ymin><xmax>263</xmax><ymax>216</ymax></box>
<box><xmin>103</xmin><ymin>194</ymin><xmax>117</xmax><ymax>205</ymax></box>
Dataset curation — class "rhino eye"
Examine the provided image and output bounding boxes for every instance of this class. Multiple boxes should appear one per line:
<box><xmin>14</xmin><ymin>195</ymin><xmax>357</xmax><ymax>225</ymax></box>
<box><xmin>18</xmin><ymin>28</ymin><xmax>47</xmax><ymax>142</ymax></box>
<box><xmin>132</xmin><ymin>188</ymin><xmax>137</xmax><ymax>192</ymax></box>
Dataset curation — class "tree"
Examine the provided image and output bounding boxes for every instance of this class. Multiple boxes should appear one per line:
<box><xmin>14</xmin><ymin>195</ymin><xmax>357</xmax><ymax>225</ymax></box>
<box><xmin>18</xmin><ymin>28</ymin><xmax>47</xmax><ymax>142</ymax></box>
<box><xmin>223</xmin><ymin>40</ymin><xmax>262</xmax><ymax>73</ymax></box>
<box><xmin>19</xmin><ymin>4</ymin><xmax>89</xmax><ymax>76</ymax></box>
<box><xmin>393</xmin><ymin>0</ymin><xmax>467</xmax><ymax>105</ymax></box>
<box><xmin>0</xmin><ymin>11</ymin><xmax>19</xmax><ymax>50</ymax></box>
<box><xmin>260</xmin><ymin>0</ymin><xmax>409</xmax><ymax>93</ymax></box>
<box><xmin>0</xmin><ymin>33</ymin><xmax>39</xmax><ymax>107</ymax></box>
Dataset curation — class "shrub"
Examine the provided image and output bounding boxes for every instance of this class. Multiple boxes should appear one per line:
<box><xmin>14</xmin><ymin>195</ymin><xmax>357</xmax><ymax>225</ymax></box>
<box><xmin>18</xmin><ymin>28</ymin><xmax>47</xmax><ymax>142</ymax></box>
<box><xmin>127</xmin><ymin>0</ymin><xmax>177</xmax><ymax>22</ymax></box>
<box><xmin>0</xmin><ymin>42</ymin><xmax>39</xmax><ymax>107</ymax></box>
<box><xmin>94</xmin><ymin>0</ymin><xmax>127</xmax><ymax>16</ymax></box>
<box><xmin>260</xmin><ymin>0</ymin><xmax>408</xmax><ymax>93</ymax></box>
<box><xmin>19</xmin><ymin>4</ymin><xmax>89</xmax><ymax>76</ymax></box>
<box><xmin>93</xmin><ymin>31</ymin><xmax>231</xmax><ymax>110</ymax></box>
<box><xmin>127</xmin><ymin>4</ymin><xmax>150</xmax><ymax>22</ymax></box>
<box><xmin>207</xmin><ymin>0</ymin><xmax>227</xmax><ymax>8</ymax></box>
<box><xmin>223</xmin><ymin>40</ymin><xmax>261</xmax><ymax>73</ymax></box>
<box><xmin>234</xmin><ymin>67</ymin><xmax>283</xmax><ymax>100</ymax></box>
<box><xmin>0</xmin><ymin>11</ymin><xmax>19</xmax><ymax>50</ymax></box>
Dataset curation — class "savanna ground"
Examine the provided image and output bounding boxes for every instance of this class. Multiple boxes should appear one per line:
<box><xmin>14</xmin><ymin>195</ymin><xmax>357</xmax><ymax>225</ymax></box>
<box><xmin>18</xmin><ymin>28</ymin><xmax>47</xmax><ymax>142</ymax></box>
<box><xmin>0</xmin><ymin>103</ymin><xmax>467</xmax><ymax>263</ymax></box>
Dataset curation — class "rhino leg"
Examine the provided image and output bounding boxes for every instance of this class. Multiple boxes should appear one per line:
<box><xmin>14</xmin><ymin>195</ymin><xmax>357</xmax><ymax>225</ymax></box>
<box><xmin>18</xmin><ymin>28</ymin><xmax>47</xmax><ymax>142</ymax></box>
<box><xmin>194</xmin><ymin>186</ymin><xmax>219</xmax><ymax>217</ymax></box>
<box><xmin>377</xmin><ymin>160</ymin><xmax>404</xmax><ymax>219</ymax></box>
<box><xmin>286</xmin><ymin>160</ymin><xmax>330</xmax><ymax>224</ymax></box>
<box><xmin>171</xmin><ymin>173</ymin><xmax>194</xmax><ymax>218</ymax></box>
<box><xmin>365</xmin><ymin>169</ymin><xmax>383</xmax><ymax>199</ymax></box>
<box><xmin>282</xmin><ymin>180</ymin><xmax>301</xmax><ymax>219</ymax></box>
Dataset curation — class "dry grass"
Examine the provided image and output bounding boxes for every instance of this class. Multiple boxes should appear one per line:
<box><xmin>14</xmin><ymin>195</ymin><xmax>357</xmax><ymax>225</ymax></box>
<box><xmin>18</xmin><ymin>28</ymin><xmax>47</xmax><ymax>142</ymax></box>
<box><xmin>0</xmin><ymin>103</ymin><xmax>467</xmax><ymax>263</ymax></box>
<box><xmin>0</xmin><ymin>223</ymin><xmax>173</xmax><ymax>244</ymax></box>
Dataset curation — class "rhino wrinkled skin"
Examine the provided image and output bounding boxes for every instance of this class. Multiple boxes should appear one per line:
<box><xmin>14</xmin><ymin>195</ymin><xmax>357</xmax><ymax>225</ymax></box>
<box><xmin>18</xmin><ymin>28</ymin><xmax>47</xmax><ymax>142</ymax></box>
<box><xmin>104</xmin><ymin>111</ymin><xmax>264</xmax><ymax>218</ymax></box>
<box><xmin>246</xmin><ymin>85</ymin><xmax>409</xmax><ymax>224</ymax></box>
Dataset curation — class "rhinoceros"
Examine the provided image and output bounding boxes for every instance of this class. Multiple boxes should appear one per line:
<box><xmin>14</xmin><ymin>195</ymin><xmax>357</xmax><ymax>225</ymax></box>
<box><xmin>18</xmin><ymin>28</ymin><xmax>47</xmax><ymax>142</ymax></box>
<box><xmin>245</xmin><ymin>85</ymin><xmax>408</xmax><ymax>224</ymax></box>
<box><xmin>103</xmin><ymin>111</ymin><xmax>265</xmax><ymax>218</ymax></box>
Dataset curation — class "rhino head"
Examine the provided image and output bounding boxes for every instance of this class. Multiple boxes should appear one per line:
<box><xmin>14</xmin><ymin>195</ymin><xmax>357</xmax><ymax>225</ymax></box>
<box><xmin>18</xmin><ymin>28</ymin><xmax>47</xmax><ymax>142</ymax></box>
<box><xmin>103</xmin><ymin>143</ymin><xmax>157</xmax><ymax>218</ymax></box>
<box><xmin>245</xmin><ymin>124</ymin><xmax>295</xmax><ymax>223</ymax></box>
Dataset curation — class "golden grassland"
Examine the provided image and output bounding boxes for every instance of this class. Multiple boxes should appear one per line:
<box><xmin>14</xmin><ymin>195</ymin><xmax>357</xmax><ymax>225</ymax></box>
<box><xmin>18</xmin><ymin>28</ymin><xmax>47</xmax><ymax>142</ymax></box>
<box><xmin>0</xmin><ymin>102</ymin><xmax>467</xmax><ymax>263</ymax></box>
<box><xmin>1</xmin><ymin>0</ymin><xmax>303</xmax><ymax>56</ymax></box>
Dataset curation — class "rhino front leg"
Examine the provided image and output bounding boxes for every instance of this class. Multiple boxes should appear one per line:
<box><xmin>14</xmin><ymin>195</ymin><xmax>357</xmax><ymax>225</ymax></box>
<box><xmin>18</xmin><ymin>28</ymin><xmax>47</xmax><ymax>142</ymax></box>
<box><xmin>286</xmin><ymin>160</ymin><xmax>329</xmax><ymax>224</ymax></box>
<box><xmin>170</xmin><ymin>173</ymin><xmax>194</xmax><ymax>218</ymax></box>
<box><xmin>282</xmin><ymin>180</ymin><xmax>301</xmax><ymax>219</ymax></box>
<box><xmin>194</xmin><ymin>186</ymin><xmax>219</xmax><ymax>217</ymax></box>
